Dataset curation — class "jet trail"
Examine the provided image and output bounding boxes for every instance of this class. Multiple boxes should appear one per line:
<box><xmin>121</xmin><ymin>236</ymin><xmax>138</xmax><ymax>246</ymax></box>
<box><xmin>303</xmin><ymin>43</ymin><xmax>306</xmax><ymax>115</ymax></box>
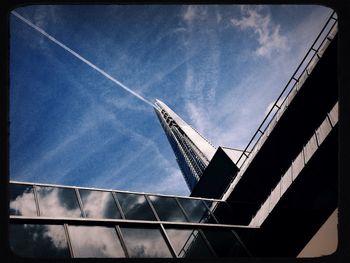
<box><xmin>12</xmin><ymin>11</ymin><xmax>155</xmax><ymax>108</ymax></box>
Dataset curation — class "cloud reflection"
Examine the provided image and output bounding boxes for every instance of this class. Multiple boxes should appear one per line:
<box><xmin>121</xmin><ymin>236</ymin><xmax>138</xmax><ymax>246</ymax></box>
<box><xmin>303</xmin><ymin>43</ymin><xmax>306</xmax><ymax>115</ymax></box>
<box><xmin>10</xmin><ymin>190</ymin><xmax>37</xmax><ymax>216</ymax></box>
<box><xmin>10</xmin><ymin>224</ymin><xmax>70</xmax><ymax>258</ymax></box>
<box><xmin>120</xmin><ymin>227</ymin><xmax>172</xmax><ymax>258</ymax></box>
<box><xmin>69</xmin><ymin>226</ymin><xmax>125</xmax><ymax>257</ymax></box>
<box><xmin>36</xmin><ymin>187</ymin><xmax>82</xmax><ymax>217</ymax></box>
<box><xmin>79</xmin><ymin>190</ymin><xmax>121</xmax><ymax>219</ymax></box>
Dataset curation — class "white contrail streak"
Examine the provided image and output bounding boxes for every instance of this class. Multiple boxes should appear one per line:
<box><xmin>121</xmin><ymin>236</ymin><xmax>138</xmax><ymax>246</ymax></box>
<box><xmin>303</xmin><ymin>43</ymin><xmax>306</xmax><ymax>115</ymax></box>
<box><xmin>12</xmin><ymin>11</ymin><xmax>155</xmax><ymax>108</ymax></box>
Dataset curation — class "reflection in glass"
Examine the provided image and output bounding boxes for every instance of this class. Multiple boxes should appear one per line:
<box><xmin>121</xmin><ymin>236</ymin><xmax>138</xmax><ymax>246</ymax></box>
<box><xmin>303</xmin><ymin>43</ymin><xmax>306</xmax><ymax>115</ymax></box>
<box><xmin>10</xmin><ymin>224</ymin><xmax>70</xmax><ymax>258</ymax></box>
<box><xmin>202</xmin><ymin>229</ymin><xmax>249</xmax><ymax>256</ymax></box>
<box><xmin>120</xmin><ymin>227</ymin><xmax>172</xmax><ymax>258</ymax></box>
<box><xmin>79</xmin><ymin>190</ymin><xmax>122</xmax><ymax>219</ymax></box>
<box><xmin>9</xmin><ymin>184</ymin><xmax>37</xmax><ymax>216</ymax></box>
<box><xmin>148</xmin><ymin>195</ymin><xmax>187</xmax><ymax>222</ymax></box>
<box><xmin>69</xmin><ymin>226</ymin><xmax>125</xmax><ymax>258</ymax></box>
<box><xmin>166</xmin><ymin>228</ymin><xmax>214</xmax><ymax>258</ymax></box>
<box><xmin>177</xmin><ymin>198</ymin><xmax>212</xmax><ymax>223</ymax></box>
<box><xmin>115</xmin><ymin>192</ymin><xmax>156</xmax><ymax>220</ymax></box>
<box><xmin>36</xmin><ymin>187</ymin><xmax>83</xmax><ymax>218</ymax></box>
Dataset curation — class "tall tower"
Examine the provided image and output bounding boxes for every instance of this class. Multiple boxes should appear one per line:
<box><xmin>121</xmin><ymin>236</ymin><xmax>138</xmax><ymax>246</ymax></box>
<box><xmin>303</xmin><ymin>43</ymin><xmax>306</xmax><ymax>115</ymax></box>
<box><xmin>154</xmin><ymin>99</ymin><xmax>216</xmax><ymax>191</ymax></box>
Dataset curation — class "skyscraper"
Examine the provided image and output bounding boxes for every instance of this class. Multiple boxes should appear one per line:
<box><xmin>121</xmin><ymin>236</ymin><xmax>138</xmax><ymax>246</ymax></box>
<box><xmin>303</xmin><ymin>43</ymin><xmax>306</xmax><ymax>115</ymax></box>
<box><xmin>154</xmin><ymin>99</ymin><xmax>216</xmax><ymax>190</ymax></box>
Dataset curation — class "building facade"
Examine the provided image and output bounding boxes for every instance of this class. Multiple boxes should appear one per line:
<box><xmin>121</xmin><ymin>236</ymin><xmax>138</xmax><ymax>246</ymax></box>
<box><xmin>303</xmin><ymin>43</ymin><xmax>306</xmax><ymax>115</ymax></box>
<box><xmin>154</xmin><ymin>99</ymin><xmax>216</xmax><ymax>190</ymax></box>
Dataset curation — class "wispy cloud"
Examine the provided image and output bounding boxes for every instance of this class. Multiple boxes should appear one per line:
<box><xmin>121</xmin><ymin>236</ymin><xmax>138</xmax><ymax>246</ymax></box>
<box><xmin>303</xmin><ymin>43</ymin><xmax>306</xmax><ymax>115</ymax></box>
<box><xmin>11</xmin><ymin>5</ymin><xmax>333</xmax><ymax>196</ymax></box>
<box><xmin>231</xmin><ymin>6</ymin><xmax>287</xmax><ymax>57</ymax></box>
<box><xmin>148</xmin><ymin>169</ymin><xmax>190</xmax><ymax>196</ymax></box>
<box><xmin>183</xmin><ymin>5</ymin><xmax>208</xmax><ymax>23</ymax></box>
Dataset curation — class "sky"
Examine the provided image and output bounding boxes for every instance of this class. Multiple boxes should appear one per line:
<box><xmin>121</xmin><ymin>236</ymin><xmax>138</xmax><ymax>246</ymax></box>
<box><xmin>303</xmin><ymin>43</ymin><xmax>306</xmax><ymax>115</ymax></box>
<box><xmin>10</xmin><ymin>5</ymin><xmax>333</xmax><ymax>196</ymax></box>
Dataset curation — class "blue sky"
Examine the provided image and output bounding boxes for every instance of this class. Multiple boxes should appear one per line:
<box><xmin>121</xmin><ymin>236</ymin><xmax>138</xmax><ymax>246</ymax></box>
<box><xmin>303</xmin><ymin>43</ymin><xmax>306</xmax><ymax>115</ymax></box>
<box><xmin>10</xmin><ymin>5</ymin><xmax>333</xmax><ymax>196</ymax></box>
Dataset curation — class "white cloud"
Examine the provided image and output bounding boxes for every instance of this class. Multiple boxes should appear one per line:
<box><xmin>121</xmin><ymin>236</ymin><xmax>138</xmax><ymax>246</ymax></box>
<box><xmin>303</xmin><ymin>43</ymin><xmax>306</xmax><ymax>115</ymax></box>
<box><xmin>216</xmin><ymin>11</ymin><xmax>222</xmax><ymax>24</ymax></box>
<box><xmin>231</xmin><ymin>6</ymin><xmax>287</xmax><ymax>57</ymax></box>
<box><xmin>183</xmin><ymin>6</ymin><xmax>208</xmax><ymax>23</ymax></box>
<box><xmin>10</xmin><ymin>191</ymin><xmax>37</xmax><ymax>216</ymax></box>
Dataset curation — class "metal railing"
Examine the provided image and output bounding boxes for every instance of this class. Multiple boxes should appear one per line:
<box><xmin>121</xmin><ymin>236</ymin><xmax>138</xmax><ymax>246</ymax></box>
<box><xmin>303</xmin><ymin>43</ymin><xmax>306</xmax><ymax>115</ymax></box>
<box><xmin>234</xmin><ymin>11</ymin><xmax>338</xmax><ymax>171</ymax></box>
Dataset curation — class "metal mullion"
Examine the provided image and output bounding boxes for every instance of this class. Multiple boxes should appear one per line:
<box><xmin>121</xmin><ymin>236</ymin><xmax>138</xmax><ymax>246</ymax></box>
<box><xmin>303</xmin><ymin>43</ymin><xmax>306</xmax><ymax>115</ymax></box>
<box><xmin>10</xmin><ymin>215</ymin><xmax>257</xmax><ymax>229</ymax></box>
<box><xmin>230</xmin><ymin>229</ymin><xmax>253</xmax><ymax>257</ymax></box>
<box><xmin>175</xmin><ymin>197</ymin><xmax>190</xmax><ymax>222</ymax></box>
<box><xmin>326</xmin><ymin>113</ymin><xmax>335</xmax><ymax>128</ymax></box>
<box><xmin>314</xmin><ymin>130</ymin><xmax>320</xmax><ymax>147</ymax></box>
<box><xmin>145</xmin><ymin>195</ymin><xmax>161</xmax><ymax>221</ymax></box>
<box><xmin>114</xmin><ymin>225</ymin><xmax>129</xmax><ymax>258</ymax></box>
<box><xmin>198</xmin><ymin>229</ymin><xmax>217</xmax><ymax>257</ymax></box>
<box><xmin>64</xmin><ymin>223</ymin><xmax>75</xmax><ymax>258</ymax></box>
<box><xmin>10</xmin><ymin>180</ymin><xmax>224</xmax><ymax>202</ymax></box>
<box><xmin>160</xmin><ymin>224</ymin><xmax>178</xmax><ymax>258</ymax></box>
<box><xmin>33</xmin><ymin>185</ymin><xmax>41</xmax><ymax>217</ymax></box>
<box><xmin>178</xmin><ymin>229</ymin><xmax>200</xmax><ymax>257</ymax></box>
<box><xmin>74</xmin><ymin>188</ymin><xmax>86</xmax><ymax>218</ymax></box>
<box><xmin>112</xmin><ymin>192</ymin><xmax>125</xmax><ymax>219</ymax></box>
<box><xmin>201</xmin><ymin>200</ymin><xmax>220</xmax><ymax>224</ymax></box>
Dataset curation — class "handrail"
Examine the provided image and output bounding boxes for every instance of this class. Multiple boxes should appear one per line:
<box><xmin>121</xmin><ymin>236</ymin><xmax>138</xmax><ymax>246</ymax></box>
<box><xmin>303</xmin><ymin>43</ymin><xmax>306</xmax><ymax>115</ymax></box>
<box><xmin>235</xmin><ymin>11</ymin><xmax>338</xmax><ymax>169</ymax></box>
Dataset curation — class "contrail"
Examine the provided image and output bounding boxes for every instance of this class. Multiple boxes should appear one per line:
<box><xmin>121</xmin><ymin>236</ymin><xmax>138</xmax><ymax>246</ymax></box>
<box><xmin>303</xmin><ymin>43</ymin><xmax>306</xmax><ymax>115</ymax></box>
<box><xmin>12</xmin><ymin>11</ymin><xmax>155</xmax><ymax>108</ymax></box>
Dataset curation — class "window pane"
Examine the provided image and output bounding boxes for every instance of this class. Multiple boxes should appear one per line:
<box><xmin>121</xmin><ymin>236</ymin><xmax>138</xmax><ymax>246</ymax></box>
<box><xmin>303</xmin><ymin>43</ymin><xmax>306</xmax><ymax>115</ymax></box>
<box><xmin>115</xmin><ymin>192</ymin><xmax>156</xmax><ymax>221</ymax></box>
<box><xmin>36</xmin><ymin>187</ymin><xmax>82</xmax><ymax>218</ymax></box>
<box><xmin>165</xmin><ymin>228</ymin><xmax>214</xmax><ymax>258</ymax></box>
<box><xmin>69</xmin><ymin>226</ymin><xmax>125</xmax><ymax>258</ymax></box>
<box><xmin>79</xmin><ymin>190</ymin><xmax>121</xmax><ymax>219</ymax></box>
<box><xmin>202</xmin><ymin>229</ymin><xmax>249</xmax><ymax>257</ymax></box>
<box><xmin>177</xmin><ymin>198</ymin><xmax>212</xmax><ymax>223</ymax></box>
<box><xmin>148</xmin><ymin>195</ymin><xmax>187</xmax><ymax>222</ymax></box>
<box><xmin>10</xmin><ymin>224</ymin><xmax>70</xmax><ymax>258</ymax></box>
<box><xmin>120</xmin><ymin>227</ymin><xmax>172</xmax><ymax>258</ymax></box>
<box><xmin>9</xmin><ymin>184</ymin><xmax>37</xmax><ymax>216</ymax></box>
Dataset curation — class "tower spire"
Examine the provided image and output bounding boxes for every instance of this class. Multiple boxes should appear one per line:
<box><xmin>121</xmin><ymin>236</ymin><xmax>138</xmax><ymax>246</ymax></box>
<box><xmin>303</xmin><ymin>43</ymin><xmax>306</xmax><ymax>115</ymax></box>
<box><xmin>154</xmin><ymin>99</ymin><xmax>216</xmax><ymax>191</ymax></box>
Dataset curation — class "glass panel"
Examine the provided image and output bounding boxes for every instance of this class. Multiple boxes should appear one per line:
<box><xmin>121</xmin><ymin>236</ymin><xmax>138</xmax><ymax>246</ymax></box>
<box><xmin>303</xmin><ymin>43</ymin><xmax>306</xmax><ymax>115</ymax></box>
<box><xmin>165</xmin><ymin>228</ymin><xmax>214</xmax><ymax>258</ymax></box>
<box><xmin>120</xmin><ymin>227</ymin><xmax>172</xmax><ymax>258</ymax></box>
<box><xmin>36</xmin><ymin>186</ymin><xmax>83</xmax><ymax>218</ymax></box>
<box><xmin>79</xmin><ymin>189</ymin><xmax>121</xmax><ymax>219</ymax></box>
<box><xmin>202</xmin><ymin>229</ymin><xmax>249</xmax><ymax>257</ymax></box>
<box><xmin>115</xmin><ymin>192</ymin><xmax>156</xmax><ymax>221</ymax></box>
<box><xmin>9</xmin><ymin>184</ymin><xmax>37</xmax><ymax>216</ymax></box>
<box><xmin>10</xmin><ymin>224</ymin><xmax>70</xmax><ymax>258</ymax></box>
<box><xmin>148</xmin><ymin>195</ymin><xmax>187</xmax><ymax>222</ymax></box>
<box><xmin>210</xmin><ymin>202</ymin><xmax>236</xmax><ymax>224</ymax></box>
<box><xmin>177</xmin><ymin>198</ymin><xmax>212</xmax><ymax>223</ymax></box>
<box><xmin>68</xmin><ymin>225</ymin><xmax>125</xmax><ymax>258</ymax></box>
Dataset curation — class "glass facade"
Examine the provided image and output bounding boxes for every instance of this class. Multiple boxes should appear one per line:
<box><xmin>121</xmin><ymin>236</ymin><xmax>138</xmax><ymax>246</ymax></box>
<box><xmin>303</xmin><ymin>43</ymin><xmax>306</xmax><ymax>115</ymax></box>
<box><xmin>10</xmin><ymin>224</ymin><xmax>70</xmax><ymax>258</ymax></box>
<box><xmin>9</xmin><ymin>181</ymin><xmax>251</xmax><ymax>258</ymax></box>
<box><xmin>79</xmin><ymin>189</ymin><xmax>122</xmax><ymax>219</ymax></box>
<box><xmin>177</xmin><ymin>198</ymin><xmax>213</xmax><ymax>223</ymax></box>
<box><xmin>120</xmin><ymin>226</ymin><xmax>173</xmax><ymax>258</ymax></box>
<box><xmin>148</xmin><ymin>195</ymin><xmax>187</xmax><ymax>222</ymax></box>
<box><xmin>36</xmin><ymin>186</ymin><xmax>83</xmax><ymax>218</ymax></box>
<box><xmin>165</xmin><ymin>228</ymin><xmax>214</xmax><ymax>257</ymax></box>
<box><xmin>115</xmin><ymin>192</ymin><xmax>156</xmax><ymax>221</ymax></box>
<box><xmin>9</xmin><ymin>184</ymin><xmax>37</xmax><ymax>216</ymax></box>
<box><xmin>69</xmin><ymin>225</ymin><xmax>125</xmax><ymax>257</ymax></box>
